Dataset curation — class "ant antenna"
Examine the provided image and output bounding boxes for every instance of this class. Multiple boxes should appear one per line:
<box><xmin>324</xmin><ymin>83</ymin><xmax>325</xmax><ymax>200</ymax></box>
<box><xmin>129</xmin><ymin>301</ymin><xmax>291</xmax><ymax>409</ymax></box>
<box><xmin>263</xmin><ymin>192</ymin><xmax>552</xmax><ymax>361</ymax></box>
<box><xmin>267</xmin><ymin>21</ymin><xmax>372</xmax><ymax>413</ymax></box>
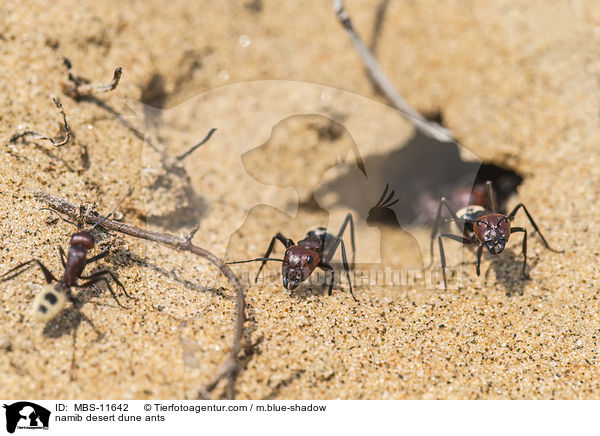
<box><xmin>227</xmin><ymin>257</ymin><xmax>287</xmax><ymax>265</ymax></box>
<box><xmin>90</xmin><ymin>188</ymin><xmax>134</xmax><ymax>231</ymax></box>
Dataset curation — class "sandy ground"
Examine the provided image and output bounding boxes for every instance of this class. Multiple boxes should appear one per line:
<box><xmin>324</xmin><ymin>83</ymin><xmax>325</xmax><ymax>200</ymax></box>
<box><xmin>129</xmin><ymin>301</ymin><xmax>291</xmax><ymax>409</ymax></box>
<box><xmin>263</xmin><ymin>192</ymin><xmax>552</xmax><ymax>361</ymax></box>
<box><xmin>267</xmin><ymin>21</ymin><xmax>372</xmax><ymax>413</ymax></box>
<box><xmin>1</xmin><ymin>0</ymin><xmax>600</xmax><ymax>399</ymax></box>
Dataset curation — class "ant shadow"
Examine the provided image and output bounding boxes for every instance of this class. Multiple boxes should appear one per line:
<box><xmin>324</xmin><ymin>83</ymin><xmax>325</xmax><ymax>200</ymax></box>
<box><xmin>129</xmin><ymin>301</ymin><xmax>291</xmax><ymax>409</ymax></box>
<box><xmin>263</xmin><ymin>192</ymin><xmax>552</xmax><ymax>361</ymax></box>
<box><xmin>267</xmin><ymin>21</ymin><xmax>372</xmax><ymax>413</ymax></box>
<box><xmin>42</xmin><ymin>296</ymin><xmax>106</xmax><ymax>380</ymax></box>
<box><xmin>43</xmin><ymin>306</ymin><xmax>98</xmax><ymax>339</ymax></box>
<box><xmin>288</xmin><ymin>279</ymin><xmax>336</xmax><ymax>301</ymax></box>
<box><xmin>262</xmin><ymin>369</ymin><xmax>306</xmax><ymax>400</ymax></box>
<box><xmin>483</xmin><ymin>248</ymin><xmax>538</xmax><ymax>296</ymax></box>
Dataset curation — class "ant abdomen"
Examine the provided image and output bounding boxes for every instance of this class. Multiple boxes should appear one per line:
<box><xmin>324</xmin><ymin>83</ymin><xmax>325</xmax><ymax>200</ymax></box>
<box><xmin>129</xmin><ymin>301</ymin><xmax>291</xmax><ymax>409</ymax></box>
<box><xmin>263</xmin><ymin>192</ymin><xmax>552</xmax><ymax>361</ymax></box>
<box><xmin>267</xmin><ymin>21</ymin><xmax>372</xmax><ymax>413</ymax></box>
<box><xmin>30</xmin><ymin>284</ymin><xmax>67</xmax><ymax>323</ymax></box>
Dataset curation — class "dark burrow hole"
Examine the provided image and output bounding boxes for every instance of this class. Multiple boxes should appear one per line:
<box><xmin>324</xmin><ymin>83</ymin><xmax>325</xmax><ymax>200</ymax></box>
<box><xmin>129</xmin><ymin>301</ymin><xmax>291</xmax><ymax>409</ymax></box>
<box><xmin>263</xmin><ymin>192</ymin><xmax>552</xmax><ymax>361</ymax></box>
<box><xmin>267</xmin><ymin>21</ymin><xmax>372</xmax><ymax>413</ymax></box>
<box><xmin>313</xmin><ymin>130</ymin><xmax>523</xmax><ymax>226</ymax></box>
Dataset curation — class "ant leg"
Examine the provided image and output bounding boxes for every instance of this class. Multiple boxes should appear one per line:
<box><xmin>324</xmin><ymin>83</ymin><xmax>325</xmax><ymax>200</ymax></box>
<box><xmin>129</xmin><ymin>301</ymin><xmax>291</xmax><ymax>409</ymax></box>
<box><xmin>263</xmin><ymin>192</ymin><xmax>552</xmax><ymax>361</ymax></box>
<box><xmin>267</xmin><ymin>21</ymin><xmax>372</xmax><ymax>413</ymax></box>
<box><xmin>320</xmin><ymin>263</ymin><xmax>335</xmax><ymax>296</ymax></box>
<box><xmin>338</xmin><ymin>238</ymin><xmax>357</xmax><ymax>301</ymax></box>
<box><xmin>438</xmin><ymin>233</ymin><xmax>471</xmax><ymax>290</ymax></box>
<box><xmin>475</xmin><ymin>243</ymin><xmax>484</xmax><ymax>276</ymax></box>
<box><xmin>255</xmin><ymin>233</ymin><xmax>293</xmax><ymax>282</ymax></box>
<box><xmin>508</xmin><ymin>203</ymin><xmax>563</xmax><ymax>253</ymax></box>
<box><xmin>428</xmin><ymin>198</ymin><xmax>462</xmax><ymax>268</ymax></box>
<box><xmin>85</xmin><ymin>249</ymin><xmax>110</xmax><ymax>265</ymax></box>
<box><xmin>77</xmin><ymin>275</ymin><xmax>128</xmax><ymax>309</ymax></box>
<box><xmin>510</xmin><ymin>227</ymin><xmax>529</xmax><ymax>279</ymax></box>
<box><xmin>0</xmin><ymin>259</ymin><xmax>58</xmax><ymax>284</ymax></box>
<box><xmin>485</xmin><ymin>181</ymin><xmax>498</xmax><ymax>213</ymax></box>
<box><xmin>324</xmin><ymin>213</ymin><xmax>355</xmax><ymax>268</ymax></box>
<box><xmin>59</xmin><ymin>246</ymin><xmax>67</xmax><ymax>268</ymax></box>
<box><xmin>79</xmin><ymin>269</ymin><xmax>134</xmax><ymax>301</ymax></box>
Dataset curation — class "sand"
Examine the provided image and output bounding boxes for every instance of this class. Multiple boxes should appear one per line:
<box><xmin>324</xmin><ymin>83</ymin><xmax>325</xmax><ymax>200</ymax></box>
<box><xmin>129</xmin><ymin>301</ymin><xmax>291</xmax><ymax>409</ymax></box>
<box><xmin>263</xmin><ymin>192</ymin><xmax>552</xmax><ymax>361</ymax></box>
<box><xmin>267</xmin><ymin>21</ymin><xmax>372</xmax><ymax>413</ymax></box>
<box><xmin>1</xmin><ymin>0</ymin><xmax>599</xmax><ymax>399</ymax></box>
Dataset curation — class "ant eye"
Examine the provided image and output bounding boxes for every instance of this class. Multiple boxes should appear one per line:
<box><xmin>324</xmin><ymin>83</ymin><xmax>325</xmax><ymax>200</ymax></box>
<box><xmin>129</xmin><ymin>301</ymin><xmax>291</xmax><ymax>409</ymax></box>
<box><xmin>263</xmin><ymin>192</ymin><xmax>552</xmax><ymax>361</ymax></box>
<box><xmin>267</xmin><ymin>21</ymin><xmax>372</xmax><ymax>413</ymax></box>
<box><xmin>307</xmin><ymin>256</ymin><xmax>313</xmax><ymax>264</ymax></box>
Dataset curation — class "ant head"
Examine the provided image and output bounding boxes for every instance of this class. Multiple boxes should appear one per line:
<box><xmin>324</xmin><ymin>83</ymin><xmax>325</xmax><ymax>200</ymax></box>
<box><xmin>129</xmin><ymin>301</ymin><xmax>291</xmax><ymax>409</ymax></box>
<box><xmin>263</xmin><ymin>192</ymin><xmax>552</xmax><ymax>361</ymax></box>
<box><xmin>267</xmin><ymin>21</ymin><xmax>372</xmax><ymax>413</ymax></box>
<box><xmin>474</xmin><ymin>214</ymin><xmax>511</xmax><ymax>254</ymax></box>
<box><xmin>282</xmin><ymin>247</ymin><xmax>320</xmax><ymax>290</ymax></box>
<box><xmin>71</xmin><ymin>231</ymin><xmax>95</xmax><ymax>249</ymax></box>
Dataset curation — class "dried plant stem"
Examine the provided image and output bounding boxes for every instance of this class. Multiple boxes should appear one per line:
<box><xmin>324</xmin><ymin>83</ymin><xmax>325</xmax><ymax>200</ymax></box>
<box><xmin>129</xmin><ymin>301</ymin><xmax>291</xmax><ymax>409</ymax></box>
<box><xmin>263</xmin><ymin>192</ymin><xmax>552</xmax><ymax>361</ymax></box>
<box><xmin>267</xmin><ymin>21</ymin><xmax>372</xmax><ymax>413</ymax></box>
<box><xmin>34</xmin><ymin>191</ymin><xmax>246</xmax><ymax>399</ymax></box>
<box><xmin>72</xmin><ymin>67</ymin><xmax>123</xmax><ymax>95</ymax></box>
<box><xmin>333</xmin><ymin>0</ymin><xmax>454</xmax><ymax>143</ymax></box>
<box><xmin>63</xmin><ymin>58</ymin><xmax>123</xmax><ymax>98</ymax></box>
<box><xmin>10</xmin><ymin>97</ymin><xmax>71</xmax><ymax>146</ymax></box>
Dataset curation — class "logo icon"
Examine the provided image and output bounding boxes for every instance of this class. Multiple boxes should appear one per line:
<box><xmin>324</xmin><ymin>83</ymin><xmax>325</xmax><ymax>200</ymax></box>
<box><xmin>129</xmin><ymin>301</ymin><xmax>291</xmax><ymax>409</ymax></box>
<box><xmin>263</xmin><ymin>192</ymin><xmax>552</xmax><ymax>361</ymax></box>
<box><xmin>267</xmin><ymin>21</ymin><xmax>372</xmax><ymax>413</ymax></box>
<box><xmin>3</xmin><ymin>402</ymin><xmax>50</xmax><ymax>433</ymax></box>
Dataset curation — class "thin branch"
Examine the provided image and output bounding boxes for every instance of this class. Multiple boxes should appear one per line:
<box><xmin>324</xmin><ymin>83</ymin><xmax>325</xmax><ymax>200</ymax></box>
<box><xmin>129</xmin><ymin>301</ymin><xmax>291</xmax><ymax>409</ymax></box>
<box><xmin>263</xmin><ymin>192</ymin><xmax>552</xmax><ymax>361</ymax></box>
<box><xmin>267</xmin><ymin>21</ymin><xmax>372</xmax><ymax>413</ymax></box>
<box><xmin>10</xmin><ymin>96</ymin><xmax>71</xmax><ymax>147</ymax></box>
<box><xmin>34</xmin><ymin>191</ymin><xmax>246</xmax><ymax>399</ymax></box>
<box><xmin>333</xmin><ymin>0</ymin><xmax>455</xmax><ymax>143</ymax></box>
<box><xmin>75</xmin><ymin>67</ymin><xmax>123</xmax><ymax>95</ymax></box>
<box><xmin>63</xmin><ymin>58</ymin><xmax>123</xmax><ymax>99</ymax></box>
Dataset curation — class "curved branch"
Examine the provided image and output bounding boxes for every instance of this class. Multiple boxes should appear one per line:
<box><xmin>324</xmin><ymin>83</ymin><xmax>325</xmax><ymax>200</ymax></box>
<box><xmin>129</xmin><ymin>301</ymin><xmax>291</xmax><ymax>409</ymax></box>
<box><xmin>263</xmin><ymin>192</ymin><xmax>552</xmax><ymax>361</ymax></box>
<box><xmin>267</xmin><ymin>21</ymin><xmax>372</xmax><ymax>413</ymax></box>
<box><xmin>10</xmin><ymin>97</ymin><xmax>71</xmax><ymax>147</ymax></box>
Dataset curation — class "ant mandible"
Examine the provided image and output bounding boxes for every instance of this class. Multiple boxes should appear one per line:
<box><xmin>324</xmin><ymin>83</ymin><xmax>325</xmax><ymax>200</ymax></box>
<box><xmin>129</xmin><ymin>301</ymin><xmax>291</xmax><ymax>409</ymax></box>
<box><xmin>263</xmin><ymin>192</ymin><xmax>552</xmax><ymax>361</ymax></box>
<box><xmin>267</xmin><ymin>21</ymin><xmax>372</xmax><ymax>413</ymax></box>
<box><xmin>429</xmin><ymin>181</ymin><xmax>563</xmax><ymax>289</ymax></box>
<box><xmin>0</xmin><ymin>191</ymin><xmax>134</xmax><ymax>322</ymax></box>
<box><xmin>228</xmin><ymin>213</ymin><xmax>358</xmax><ymax>301</ymax></box>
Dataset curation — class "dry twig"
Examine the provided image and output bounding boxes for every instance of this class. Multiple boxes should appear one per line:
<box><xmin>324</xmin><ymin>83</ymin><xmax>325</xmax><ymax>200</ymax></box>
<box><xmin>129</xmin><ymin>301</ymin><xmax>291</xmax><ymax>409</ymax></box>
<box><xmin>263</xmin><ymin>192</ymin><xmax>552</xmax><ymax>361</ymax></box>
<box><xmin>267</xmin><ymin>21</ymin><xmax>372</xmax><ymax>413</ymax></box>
<box><xmin>63</xmin><ymin>58</ymin><xmax>123</xmax><ymax>99</ymax></box>
<box><xmin>34</xmin><ymin>191</ymin><xmax>246</xmax><ymax>399</ymax></box>
<box><xmin>10</xmin><ymin>96</ymin><xmax>71</xmax><ymax>146</ymax></box>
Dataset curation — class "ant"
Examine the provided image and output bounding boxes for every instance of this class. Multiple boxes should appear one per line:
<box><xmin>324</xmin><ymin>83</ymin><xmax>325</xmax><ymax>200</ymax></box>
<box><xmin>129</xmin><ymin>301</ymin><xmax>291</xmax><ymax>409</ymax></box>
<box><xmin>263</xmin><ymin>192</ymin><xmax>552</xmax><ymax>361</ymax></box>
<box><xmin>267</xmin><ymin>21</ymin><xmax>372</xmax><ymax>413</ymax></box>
<box><xmin>429</xmin><ymin>181</ymin><xmax>563</xmax><ymax>289</ymax></box>
<box><xmin>0</xmin><ymin>192</ymin><xmax>133</xmax><ymax>322</ymax></box>
<box><xmin>228</xmin><ymin>213</ymin><xmax>358</xmax><ymax>301</ymax></box>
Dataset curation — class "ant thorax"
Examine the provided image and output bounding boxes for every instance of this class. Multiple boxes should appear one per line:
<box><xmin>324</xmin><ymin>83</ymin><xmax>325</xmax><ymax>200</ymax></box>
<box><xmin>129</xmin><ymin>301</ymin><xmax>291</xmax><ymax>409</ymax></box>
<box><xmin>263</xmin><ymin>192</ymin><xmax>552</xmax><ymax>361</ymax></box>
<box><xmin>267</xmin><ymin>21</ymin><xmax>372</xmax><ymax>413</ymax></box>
<box><xmin>306</xmin><ymin>226</ymin><xmax>327</xmax><ymax>240</ymax></box>
<box><xmin>30</xmin><ymin>283</ymin><xmax>68</xmax><ymax>323</ymax></box>
<box><xmin>456</xmin><ymin>205</ymin><xmax>486</xmax><ymax>221</ymax></box>
<box><xmin>306</xmin><ymin>227</ymin><xmax>338</xmax><ymax>253</ymax></box>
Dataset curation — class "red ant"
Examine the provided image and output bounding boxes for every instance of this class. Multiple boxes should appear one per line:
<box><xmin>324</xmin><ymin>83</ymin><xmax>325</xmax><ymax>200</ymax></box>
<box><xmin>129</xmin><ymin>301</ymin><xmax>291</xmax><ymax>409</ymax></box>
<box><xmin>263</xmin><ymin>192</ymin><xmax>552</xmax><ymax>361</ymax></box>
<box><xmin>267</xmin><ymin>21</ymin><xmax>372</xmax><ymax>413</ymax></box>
<box><xmin>429</xmin><ymin>181</ymin><xmax>563</xmax><ymax>289</ymax></box>
<box><xmin>0</xmin><ymin>192</ymin><xmax>133</xmax><ymax>322</ymax></box>
<box><xmin>228</xmin><ymin>213</ymin><xmax>357</xmax><ymax>301</ymax></box>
